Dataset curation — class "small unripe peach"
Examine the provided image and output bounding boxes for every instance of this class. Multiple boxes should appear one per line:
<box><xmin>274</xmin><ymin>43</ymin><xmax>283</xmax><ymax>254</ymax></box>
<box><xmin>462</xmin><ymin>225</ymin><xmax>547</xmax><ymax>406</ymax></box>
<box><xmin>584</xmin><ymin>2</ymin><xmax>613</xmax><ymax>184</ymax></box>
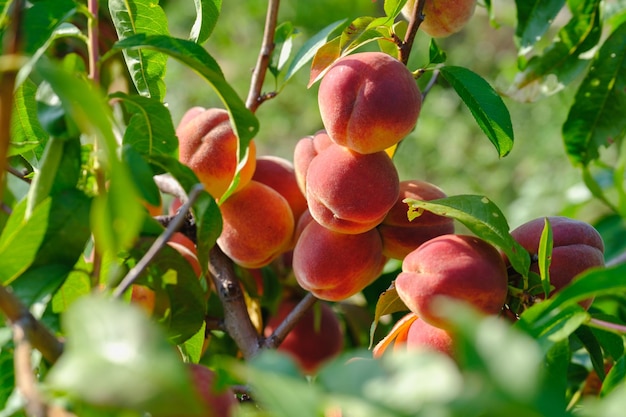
<box><xmin>293</xmin><ymin>219</ymin><xmax>385</xmax><ymax>301</ymax></box>
<box><xmin>306</xmin><ymin>143</ymin><xmax>399</xmax><ymax>234</ymax></box>
<box><xmin>264</xmin><ymin>298</ymin><xmax>344</xmax><ymax>374</ymax></box>
<box><xmin>318</xmin><ymin>52</ymin><xmax>422</xmax><ymax>154</ymax></box>
<box><xmin>177</xmin><ymin>107</ymin><xmax>256</xmax><ymax>201</ymax></box>
<box><xmin>378</xmin><ymin>179</ymin><xmax>454</xmax><ymax>259</ymax></box>
<box><xmin>402</xmin><ymin>0</ymin><xmax>478</xmax><ymax>38</ymax></box>
<box><xmin>395</xmin><ymin>234</ymin><xmax>508</xmax><ymax>328</ymax></box>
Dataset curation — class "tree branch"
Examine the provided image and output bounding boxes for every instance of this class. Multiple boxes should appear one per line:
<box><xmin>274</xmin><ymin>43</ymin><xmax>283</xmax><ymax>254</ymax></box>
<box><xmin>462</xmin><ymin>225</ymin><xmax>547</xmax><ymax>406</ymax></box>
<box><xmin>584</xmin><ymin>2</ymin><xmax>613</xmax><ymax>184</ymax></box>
<box><xmin>208</xmin><ymin>245</ymin><xmax>262</xmax><ymax>359</ymax></box>
<box><xmin>245</xmin><ymin>0</ymin><xmax>280</xmax><ymax>112</ymax></box>
<box><xmin>263</xmin><ymin>293</ymin><xmax>318</xmax><ymax>349</ymax></box>
<box><xmin>399</xmin><ymin>0</ymin><xmax>427</xmax><ymax>65</ymax></box>
<box><xmin>13</xmin><ymin>323</ymin><xmax>46</xmax><ymax>417</ymax></box>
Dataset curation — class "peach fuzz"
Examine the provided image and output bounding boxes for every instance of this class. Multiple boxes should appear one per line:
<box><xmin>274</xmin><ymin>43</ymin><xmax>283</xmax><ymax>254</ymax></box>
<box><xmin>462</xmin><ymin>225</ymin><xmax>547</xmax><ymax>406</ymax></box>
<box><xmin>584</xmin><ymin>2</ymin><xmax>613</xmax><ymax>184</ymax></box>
<box><xmin>509</xmin><ymin>216</ymin><xmax>604</xmax><ymax>308</ymax></box>
<box><xmin>293</xmin><ymin>219</ymin><xmax>385</xmax><ymax>301</ymax></box>
<box><xmin>317</xmin><ymin>52</ymin><xmax>421</xmax><ymax>154</ymax></box>
<box><xmin>177</xmin><ymin>107</ymin><xmax>256</xmax><ymax>201</ymax></box>
<box><xmin>378</xmin><ymin>179</ymin><xmax>454</xmax><ymax>259</ymax></box>
<box><xmin>264</xmin><ymin>298</ymin><xmax>344</xmax><ymax>374</ymax></box>
<box><xmin>306</xmin><ymin>143</ymin><xmax>399</xmax><ymax>234</ymax></box>
<box><xmin>293</xmin><ymin>130</ymin><xmax>333</xmax><ymax>194</ymax></box>
<box><xmin>402</xmin><ymin>0</ymin><xmax>478</xmax><ymax>38</ymax></box>
<box><xmin>252</xmin><ymin>155</ymin><xmax>308</xmax><ymax>224</ymax></box>
<box><xmin>395</xmin><ymin>234</ymin><xmax>508</xmax><ymax>328</ymax></box>
<box><xmin>217</xmin><ymin>180</ymin><xmax>294</xmax><ymax>269</ymax></box>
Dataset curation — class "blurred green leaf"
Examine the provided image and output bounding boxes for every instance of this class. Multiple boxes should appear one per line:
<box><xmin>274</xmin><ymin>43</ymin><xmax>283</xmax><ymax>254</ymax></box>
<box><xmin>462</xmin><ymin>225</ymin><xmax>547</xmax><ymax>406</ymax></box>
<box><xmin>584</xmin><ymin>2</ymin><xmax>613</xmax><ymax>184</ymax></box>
<box><xmin>111</xmin><ymin>92</ymin><xmax>178</xmax><ymax>156</ymax></box>
<box><xmin>190</xmin><ymin>0</ymin><xmax>221</xmax><ymax>44</ymax></box>
<box><xmin>46</xmin><ymin>296</ymin><xmax>202</xmax><ymax>416</ymax></box>
<box><xmin>370</xmin><ymin>286</ymin><xmax>408</xmax><ymax>347</ymax></box>
<box><xmin>122</xmin><ymin>146</ymin><xmax>162</xmax><ymax>208</ymax></box>
<box><xmin>575</xmin><ymin>325</ymin><xmax>607</xmax><ymax>379</ymax></box>
<box><xmin>109</xmin><ymin>34</ymin><xmax>259</xmax><ymax>160</ymax></box>
<box><xmin>51</xmin><ymin>260</ymin><xmax>92</xmax><ymax>314</ymax></box>
<box><xmin>181</xmin><ymin>322</ymin><xmax>206</xmax><ymax>364</ymax></box>
<box><xmin>269</xmin><ymin>21</ymin><xmax>296</xmax><ymax>78</ymax></box>
<box><xmin>0</xmin><ymin>346</ymin><xmax>14</xmax><ymax>409</ymax></box>
<box><xmin>284</xmin><ymin>19</ymin><xmax>346</xmax><ymax>84</ymax></box>
<box><xmin>538</xmin><ymin>217</ymin><xmax>554</xmax><ymax>298</ymax></box>
<box><xmin>428</xmin><ymin>39</ymin><xmax>447</xmax><ymax>65</ymax></box>
<box><xmin>563</xmin><ymin>20</ymin><xmax>626</xmax><ymax>166</ymax></box>
<box><xmin>404</xmin><ymin>194</ymin><xmax>531</xmax><ymax>277</ymax></box>
<box><xmin>601</xmin><ymin>355</ymin><xmax>626</xmax><ymax>397</ymax></box>
<box><xmin>440</xmin><ymin>66</ymin><xmax>514</xmax><ymax>158</ymax></box>
<box><xmin>21</xmin><ymin>0</ymin><xmax>76</xmax><ymax>56</ymax></box>
<box><xmin>9</xmin><ymin>79</ymin><xmax>46</xmax><ymax>157</ymax></box>
<box><xmin>384</xmin><ymin>0</ymin><xmax>408</xmax><ymax>20</ymax></box>
<box><xmin>108</xmin><ymin>0</ymin><xmax>170</xmax><ymax>100</ymax></box>
<box><xmin>514</xmin><ymin>0</ymin><xmax>566</xmax><ymax>50</ymax></box>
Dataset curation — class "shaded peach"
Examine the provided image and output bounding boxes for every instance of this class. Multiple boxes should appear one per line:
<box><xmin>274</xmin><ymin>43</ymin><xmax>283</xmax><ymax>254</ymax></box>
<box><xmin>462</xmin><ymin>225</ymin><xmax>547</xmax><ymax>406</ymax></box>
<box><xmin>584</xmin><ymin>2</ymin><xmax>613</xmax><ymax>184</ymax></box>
<box><xmin>395</xmin><ymin>234</ymin><xmax>508</xmax><ymax>328</ymax></box>
<box><xmin>186</xmin><ymin>363</ymin><xmax>238</xmax><ymax>417</ymax></box>
<box><xmin>509</xmin><ymin>216</ymin><xmax>605</xmax><ymax>308</ymax></box>
<box><xmin>177</xmin><ymin>107</ymin><xmax>256</xmax><ymax>201</ymax></box>
<box><xmin>405</xmin><ymin>316</ymin><xmax>455</xmax><ymax>357</ymax></box>
<box><xmin>378</xmin><ymin>179</ymin><xmax>454</xmax><ymax>259</ymax></box>
<box><xmin>217</xmin><ymin>180</ymin><xmax>295</xmax><ymax>269</ymax></box>
<box><xmin>293</xmin><ymin>130</ymin><xmax>333</xmax><ymax>194</ymax></box>
<box><xmin>402</xmin><ymin>0</ymin><xmax>478</xmax><ymax>38</ymax></box>
<box><xmin>252</xmin><ymin>155</ymin><xmax>308</xmax><ymax>224</ymax></box>
<box><xmin>264</xmin><ymin>298</ymin><xmax>344</xmax><ymax>374</ymax></box>
<box><xmin>293</xmin><ymin>219</ymin><xmax>385</xmax><ymax>301</ymax></box>
<box><xmin>306</xmin><ymin>143</ymin><xmax>399</xmax><ymax>234</ymax></box>
<box><xmin>318</xmin><ymin>52</ymin><xmax>421</xmax><ymax>154</ymax></box>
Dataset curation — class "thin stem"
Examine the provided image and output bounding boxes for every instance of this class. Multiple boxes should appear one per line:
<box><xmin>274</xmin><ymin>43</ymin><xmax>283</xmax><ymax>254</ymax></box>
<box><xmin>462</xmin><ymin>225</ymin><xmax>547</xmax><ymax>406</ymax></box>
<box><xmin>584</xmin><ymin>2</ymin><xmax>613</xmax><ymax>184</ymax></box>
<box><xmin>7</xmin><ymin>165</ymin><xmax>32</xmax><ymax>183</ymax></box>
<box><xmin>208</xmin><ymin>245</ymin><xmax>262</xmax><ymax>359</ymax></box>
<box><xmin>245</xmin><ymin>0</ymin><xmax>280</xmax><ymax>112</ymax></box>
<box><xmin>111</xmin><ymin>183</ymin><xmax>205</xmax><ymax>298</ymax></box>
<box><xmin>263</xmin><ymin>293</ymin><xmax>318</xmax><ymax>349</ymax></box>
<box><xmin>87</xmin><ymin>0</ymin><xmax>100</xmax><ymax>82</ymax></box>
<box><xmin>588</xmin><ymin>318</ymin><xmax>626</xmax><ymax>335</ymax></box>
<box><xmin>399</xmin><ymin>0</ymin><xmax>427</xmax><ymax>65</ymax></box>
<box><xmin>420</xmin><ymin>69</ymin><xmax>440</xmax><ymax>100</ymax></box>
<box><xmin>13</xmin><ymin>323</ymin><xmax>46</xmax><ymax>417</ymax></box>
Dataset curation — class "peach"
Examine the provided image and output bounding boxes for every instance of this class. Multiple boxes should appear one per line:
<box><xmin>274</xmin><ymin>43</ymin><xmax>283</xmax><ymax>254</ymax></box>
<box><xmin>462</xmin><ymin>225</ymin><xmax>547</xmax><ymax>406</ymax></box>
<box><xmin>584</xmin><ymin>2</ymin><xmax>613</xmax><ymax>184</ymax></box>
<box><xmin>293</xmin><ymin>218</ymin><xmax>385</xmax><ymax>301</ymax></box>
<box><xmin>177</xmin><ymin>107</ymin><xmax>256</xmax><ymax>201</ymax></box>
<box><xmin>264</xmin><ymin>298</ymin><xmax>344</xmax><ymax>374</ymax></box>
<box><xmin>186</xmin><ymin>363</ymin><xmax>238</xmax><ymax>417</ymax></box>
<box><xmin>402</xmin><ymin>0</ymin><xmax>478</xmax><ymax>38</ymax></box>
<box><xmin>395</xmin><ymin>234</ymin><xmax>508</xmax><ymax>328</ymax></box>
<box><xmin>252</xmin><ymin>155</ymin><xmax>308</xmax><ymax>224</ymax></box>
<box><xmin>378</xmin><ymin>179</ymin><xmax>455</xmax><ymax>259</ymax></box>
<box><xmin>509</xmin><ymin>216</ymin><xmax>605</xmax><ymax>308</ymax></box>
<box><xmin>217</xmin><ymin>180</ymin><xmax>295</xmax><ymax>269</ymax></box>
<box><xmin>293</xmin><ymin>130</ymin><xmax>333</xmax><ymax>194</ymax></box>
<box><xmin>405</xmin><ymin>316</ymin><xmax>455</xmax><ymax>357</ymax></box>
<box><xmin>305</xmin><ymin>143</ymin><xmax>399</xmax><ymax>234</ymax></box>
<box><xmin>317</xmin><ymin>52</ymin><xmax>422</xmax><ymax>154</ymax></box>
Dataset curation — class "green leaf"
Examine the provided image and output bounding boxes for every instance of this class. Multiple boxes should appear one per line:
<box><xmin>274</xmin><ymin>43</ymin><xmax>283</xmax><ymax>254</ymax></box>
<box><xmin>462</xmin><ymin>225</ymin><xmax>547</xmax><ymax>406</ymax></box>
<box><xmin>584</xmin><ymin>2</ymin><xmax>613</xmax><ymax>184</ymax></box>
<box><xmin>601</xmin><ymin>355</ymin><xmax>626</xmax><ymax>397</ymax></box>
<box><xmin>513</xmin><ymin>0</ymin><xmax>602</xmax><ymax>95</ymax></box>
<box><xmin>340</xmin><ymin>16</ymin><xmax>377</xmax><ymax>51</ymax></box>
<box><xmin>111</xmin><ymin>92</ymin><xmax>178</xmax><ymax>156</ymax></box>
<box><xmin>128</xmin><ymin>238</ymin><xmax>206</xmax><ymax>344</ymax></box>
<box><xmin>9</xmin><ymin>79</ymin><xmax>47</xmax><ymax>157</ymax></box>
<box><xmin>122</xmin><ymin>146</ymin><xmax>162</xmax><ymax>207</ymax></box>
<box><xmin>563</xmin><ymin>20</ymin><xmax>626</xmax><ymax>165</ymax></box>
<box><xmin>51</xmin><ymin>260</ymin><xmax>92</xmax><ymax>314</ymax></box>
<box><xmin>190</xmin><ymin>0</ymin><xmax>221</xmax><ymax>44</ymax></box>
<box><xmin>46</xmin><ymin>295</ymin><xmax>203</xmax><ymax>415</ymax></box>
<box><xmin>0</xmin><ymin>344</ymin><xmax>15</xmax><ymax>407</ymax></box>
<box><xmin>404</xmin><ymin>195</ymin><xmax>530</xmax><ymax>277</ymax></box>
<box><xmin>428</xmin><ymin>39</ymin><xmax>447</xmax><ymax>65</ymax></box>
<box><xmin>384</xmin><ymin>0</ymin><xmax>409</xmax><ymax>20</ymax></box>
<box><xmin>21</xmin><ymin>0</ymin><xmax>77</xmax><ymax>56</ymax></box>
<box><xmin>515</xmin><ymin>0</ymin><xmax>566</xmax><ymax>50</ymax></box>
<box><xmin>575</xmin><ymin>325</ymin><xmax>606</xmax><ymax>379</ymax></box>
<box><xmin>308</xmin><ymin>36</ymin><xmax>341</xmax><ymax>87</ymax></box>
<box><xmin>180</xmin><ymin>322</ymin><xmax>206</xmax><ymax>364</ymax></box>
<box><xmin>369</xmin><ymin>286</ymin><xmax>408</xmax><ymax>347</ymax></box>
<box><xmin>108</xmin><ymin>34</ymin><xmax>259</xmax><ymax>157</ymax></box>
<box><xmin>108</xmin><ymin>0</ymin><xmax>170</xmax><ymax>100</ymax></box>
<box><xmin>538</xmin><ymin>217</ymin><xmax>554</xmax><ymax>298</ymax></box>
<box><xmin>284</xmin><ymin>19</ymin><xmax>346</xmax><ymax>84</ymax></box>
<box><xmin>0</xmin><ymin>198</ymin><xmax>50</xmax><ymax>285</ymax></box>
<box><xmin>440</xmin><ymin>66</ymin><xmax>514</xmax><ymax>158</ymax></box>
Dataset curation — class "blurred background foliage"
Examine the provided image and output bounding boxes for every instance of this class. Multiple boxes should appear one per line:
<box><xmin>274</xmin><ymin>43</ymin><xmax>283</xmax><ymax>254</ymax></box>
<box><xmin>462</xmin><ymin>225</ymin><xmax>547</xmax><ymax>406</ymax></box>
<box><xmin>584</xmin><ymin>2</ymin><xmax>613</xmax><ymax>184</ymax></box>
<box><xmin>161</xmin><ymin>0</ymin><xmax>611</xmax><ymax>230</ymax></box>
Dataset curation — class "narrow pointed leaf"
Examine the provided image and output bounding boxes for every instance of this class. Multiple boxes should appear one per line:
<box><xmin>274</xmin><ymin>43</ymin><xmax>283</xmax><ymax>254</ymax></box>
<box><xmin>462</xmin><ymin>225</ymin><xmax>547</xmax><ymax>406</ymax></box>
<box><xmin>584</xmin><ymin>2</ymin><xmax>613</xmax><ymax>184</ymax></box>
<box><xmin>190</xmin><ymin>0</ymin><xmax>221</xmax><ymax>44</ymax></box>
<box><xmin>9</xmin><ymin>79</ymin><xmax>47</xmax><ymax>156</ymax></box>
<box><xmin>440</xmin><ymin>66</ymin><xmax>514</xmax><ymax>157</ymax></box>
<box><xmin>515</xmin><ymin>0</ymin><xmax>566</xmax><ymax>50</ymax></box>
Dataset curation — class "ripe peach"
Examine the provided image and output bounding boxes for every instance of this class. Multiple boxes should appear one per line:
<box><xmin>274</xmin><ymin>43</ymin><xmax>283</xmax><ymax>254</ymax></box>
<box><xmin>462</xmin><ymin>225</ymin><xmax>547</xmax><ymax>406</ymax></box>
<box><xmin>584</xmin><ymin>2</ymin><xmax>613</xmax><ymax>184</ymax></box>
<box><xmin>402</xmin><ymin>0</ymin><xmax>478</xmax><ymax>38</ymax></box>
<box><xmin>305</xmin><ymin>143</ymin><xmax>399</xmax><ymax>234</ymax></box>
<box><xmin>264</xmin><ymin>298</ymin><xmax>344</xmax><ymax>374</ymax></box>
<box><xmin>509</xmin><ymin>216</ymin><xmax>605</xmax><ymax>308</ymax></box>
<box><xmin>293</xmin><ymin>219</ymin><xmax>385</xmax><ymax>301</ymax></box>
<box><xmin>293</xmin><ymin>130</ymin><xmax>333</xmax><ymax>194</ymax></box>
<box><xmin>252</xmin><ymin>155</ymin><xmax>308</xmax><ymax>224</ymax></box>
<box><xmin>186</xmin><ymin>363</ymin><xmax>238</xmax><ymax>417</ymax></box>
<box><xmin>317</xmin><ymin>52</ymin><xmax>422</xmax><ymax>154</ymax></box>
<box><xmin>378</xmin><ymin>179</ymin><xmax>455</xmax><ymax>259</ymax></box>
<box><xmin>177</xmin><ymin>107</ymin><xmax>256</xmax><ymax>201</ymax></box>
<box><xmin>395</xmin><ymin>234</ymin><xmax>508</xmax><ymax>328</ymax></box>
<box><xmin>405</xmin><ymin>316</ymin><xmax>455</xmax><ymax>357</ymax></box>
<box><xmin>217</xmin><ymin>180</ymin><xmax>295</xmax><ymax>269</ymax></box>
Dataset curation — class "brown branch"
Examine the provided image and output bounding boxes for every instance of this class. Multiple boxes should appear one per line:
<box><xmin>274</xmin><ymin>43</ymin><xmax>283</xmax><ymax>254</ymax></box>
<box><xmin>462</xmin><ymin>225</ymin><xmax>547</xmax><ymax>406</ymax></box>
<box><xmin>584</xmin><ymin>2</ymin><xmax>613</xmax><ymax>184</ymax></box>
<box><xmin>208</xmin><ymin>245</ymin><xmax>262</xmax><ymax>359</ymax></box>
<box><xmin>245</xmin><ymin>0</ymin><xmax>280</xmax><ymax>112</ymax></box>
<box><xmin>87</xmin><ymin>0</ymin><xmax>100</xmax><ymax>82</ymax></box>
<box><xmin>0</xmin><ymin>286</ymin><xmax>64</xmax><ymax>364</ymax></box>
<box><xmin>399</xmin><ymin>0</ymin><xmax>427</xmax><ymax>65</ymax></box>
<box><xmin>13</xmin><ymin>323</ymin><xmax>46</xmax><ymax>417</ymax></box>
<box><xmin>7</xmin><ymin>165</ymin><xmax>32</xmax><ymax>183</ymax></box>
<box><xmin>263</xmin><ymin>293</ymin><xmax>318</xmax><ymax>349</ymax></box>
<box><xmin>154</xmin><ymin>173</ymin><xmax>188</xmax><ymax>203</ymax></box>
